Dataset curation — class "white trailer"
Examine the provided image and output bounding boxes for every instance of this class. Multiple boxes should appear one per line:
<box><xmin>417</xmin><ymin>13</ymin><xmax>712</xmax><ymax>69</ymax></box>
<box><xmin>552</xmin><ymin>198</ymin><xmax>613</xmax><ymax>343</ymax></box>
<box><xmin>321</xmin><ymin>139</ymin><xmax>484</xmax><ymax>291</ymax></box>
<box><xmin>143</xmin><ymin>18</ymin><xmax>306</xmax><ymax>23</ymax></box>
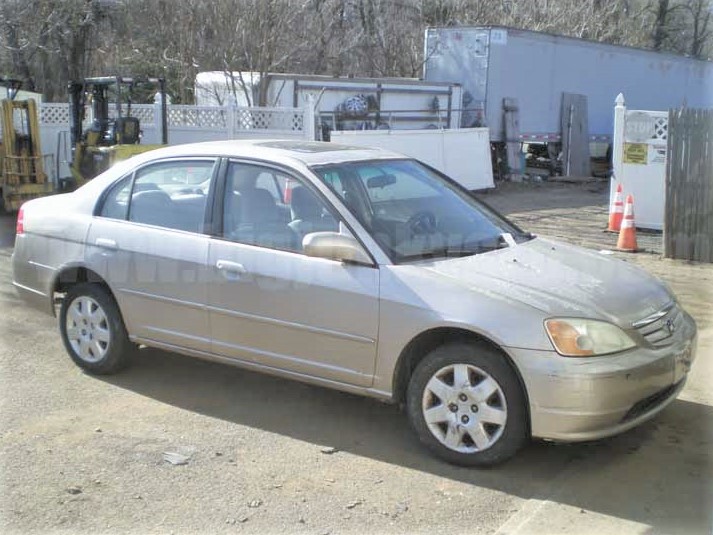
<box><xmin>423</xmin><ymin>26</ymin><xmax>713</xmax><ymax>144</ymax></box>
<box><xmin>195</xmin><ymin>72</ymin><xmax>463</xmax><ymax>131</ymax></box>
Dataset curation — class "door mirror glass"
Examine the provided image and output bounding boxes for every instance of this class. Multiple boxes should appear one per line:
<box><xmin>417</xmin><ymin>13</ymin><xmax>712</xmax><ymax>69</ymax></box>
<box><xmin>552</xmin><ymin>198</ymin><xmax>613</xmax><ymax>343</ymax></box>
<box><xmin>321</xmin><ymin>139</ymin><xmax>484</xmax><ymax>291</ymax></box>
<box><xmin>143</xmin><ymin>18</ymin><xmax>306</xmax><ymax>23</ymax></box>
<box><xmin>303</xmin><ymin>232</ymin><xmax>372</xmax><ymax>265</ymax></box>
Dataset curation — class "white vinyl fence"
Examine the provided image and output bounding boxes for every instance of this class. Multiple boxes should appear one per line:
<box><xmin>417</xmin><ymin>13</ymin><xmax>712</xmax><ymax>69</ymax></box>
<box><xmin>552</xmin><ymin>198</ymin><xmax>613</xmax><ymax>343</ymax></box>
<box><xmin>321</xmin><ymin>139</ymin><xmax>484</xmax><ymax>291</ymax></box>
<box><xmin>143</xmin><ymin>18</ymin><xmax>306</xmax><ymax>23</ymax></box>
<box><xmin>330</xmin><ymin>128</ymin><xmax>494</xmax><ymax>190</ymax></box>
<box><xmin>611</xmin><ymin>93</ymin><xmax>668</xmax><ymax>230</ymax></box>
<box><xmin>24</xmin><ymin>103</ymin><xmax>312</xmax><ymax>181</ymax></box>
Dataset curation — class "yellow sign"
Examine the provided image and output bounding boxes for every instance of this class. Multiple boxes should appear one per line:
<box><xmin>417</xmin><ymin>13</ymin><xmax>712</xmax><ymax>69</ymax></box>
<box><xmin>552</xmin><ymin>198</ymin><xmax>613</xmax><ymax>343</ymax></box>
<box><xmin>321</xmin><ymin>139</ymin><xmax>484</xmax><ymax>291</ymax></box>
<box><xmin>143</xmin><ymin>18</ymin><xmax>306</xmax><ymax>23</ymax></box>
<box><xmin>623</xmin><ymin>143</ymin><xmax>648</xmax><ymax>165</ymax></box>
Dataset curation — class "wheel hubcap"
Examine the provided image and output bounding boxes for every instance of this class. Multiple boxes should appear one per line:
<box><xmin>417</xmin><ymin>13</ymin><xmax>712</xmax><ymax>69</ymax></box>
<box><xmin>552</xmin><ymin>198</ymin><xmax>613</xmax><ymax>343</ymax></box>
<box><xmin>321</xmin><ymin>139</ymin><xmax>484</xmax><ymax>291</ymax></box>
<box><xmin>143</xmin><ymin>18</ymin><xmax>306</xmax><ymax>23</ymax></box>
<box><xmin>66</xmin><ymin>296</ymin><xmax>110</xmax><ymax>363</ymax></box>
<box><xmin>422</xmin><ymin>363</ymin><xmax>507</xmax><ymax>453</ymax></box>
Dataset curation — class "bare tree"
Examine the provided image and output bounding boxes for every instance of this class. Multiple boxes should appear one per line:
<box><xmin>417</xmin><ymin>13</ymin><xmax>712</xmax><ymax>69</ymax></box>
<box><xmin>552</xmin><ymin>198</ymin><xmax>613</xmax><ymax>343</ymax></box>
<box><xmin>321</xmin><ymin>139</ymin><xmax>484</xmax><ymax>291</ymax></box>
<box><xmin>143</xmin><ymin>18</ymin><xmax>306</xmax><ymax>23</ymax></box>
<box><xmin>0</xmin><ymin>0</ymin><xmax>117</xmax><ymax>100</ymax></box>
<box><xmin>644</xmin><ymin>0</ymin><xmax>690</xmax><ymax>52</ymax></box>
<box><xmin>194</xmin><ymin>0</ymin><xmax>311</xmax><ymax>106</ymax></box>
<box><xmin>683</xmin><ymin>0</ymin><xmax>712</xmax><ymax>56</ymax></box>
<box><xmin>0</xmin><ymin>0</ymin><xmax>36</xmax><ymax>90</ymax></box>
<box><xmin>1</xmin><ymin>0</ymin><xmax>711</xmax><ymax>102</ymax></box>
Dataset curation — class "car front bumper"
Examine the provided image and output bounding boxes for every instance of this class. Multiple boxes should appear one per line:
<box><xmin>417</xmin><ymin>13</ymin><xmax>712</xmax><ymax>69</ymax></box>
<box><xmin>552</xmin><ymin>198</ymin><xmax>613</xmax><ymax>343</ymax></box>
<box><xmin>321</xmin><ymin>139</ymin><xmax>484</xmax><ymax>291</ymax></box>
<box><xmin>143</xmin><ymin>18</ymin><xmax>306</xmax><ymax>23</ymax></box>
<box><xmin>508</xmin><ymin>312</ymin><xmax>697</xmax><ymax>442</ymax></box>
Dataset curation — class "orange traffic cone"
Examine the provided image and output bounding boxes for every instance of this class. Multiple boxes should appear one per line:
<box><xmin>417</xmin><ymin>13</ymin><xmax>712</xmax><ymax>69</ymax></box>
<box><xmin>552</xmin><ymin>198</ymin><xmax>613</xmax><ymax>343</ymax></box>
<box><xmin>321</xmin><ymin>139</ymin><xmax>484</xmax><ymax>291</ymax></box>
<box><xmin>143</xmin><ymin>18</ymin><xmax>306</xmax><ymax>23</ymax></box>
<box><xmin>607</xmin><ymin>183</ymin><xmax>624</xmax><ymax>232</ymax></box>
<box><xmin>617</xmin><ymin>195</ymin><xmax>638</xmax><ymax>252</ymax></box>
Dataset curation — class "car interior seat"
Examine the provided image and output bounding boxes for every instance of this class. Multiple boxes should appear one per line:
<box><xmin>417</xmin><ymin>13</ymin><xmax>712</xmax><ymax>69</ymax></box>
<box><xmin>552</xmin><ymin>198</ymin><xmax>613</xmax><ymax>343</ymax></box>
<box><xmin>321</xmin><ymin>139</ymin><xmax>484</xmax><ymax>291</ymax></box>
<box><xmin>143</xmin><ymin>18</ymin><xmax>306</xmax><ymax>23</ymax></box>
<box><xmin>288</xmin><ymin>186</ymin><xmax>337</xmax><ymax>241</ymax></box>
<box><xmin>130</xmin><ymin>189</ymin><xmax>175</xmax><ymax>228</ymax></box>
<box><xmin>232</xmin><ymin>188</ymin><xmax>297</xmax><ymax>250</ymax></box>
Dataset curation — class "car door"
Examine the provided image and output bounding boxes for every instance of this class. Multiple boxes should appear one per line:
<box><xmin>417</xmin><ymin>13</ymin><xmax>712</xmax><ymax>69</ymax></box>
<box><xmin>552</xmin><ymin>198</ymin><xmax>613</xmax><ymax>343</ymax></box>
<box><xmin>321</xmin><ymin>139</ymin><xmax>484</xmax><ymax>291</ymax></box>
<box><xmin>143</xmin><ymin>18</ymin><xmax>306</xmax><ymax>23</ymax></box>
<box><xmin>207</xmin><ymin>160</ymin><xmax>379</xmax><ymax>387</ymax></box>
<box><xmin>85</xmin><ymin>158</ymin><xmax>217</xmax><ymax>353</ymax></box>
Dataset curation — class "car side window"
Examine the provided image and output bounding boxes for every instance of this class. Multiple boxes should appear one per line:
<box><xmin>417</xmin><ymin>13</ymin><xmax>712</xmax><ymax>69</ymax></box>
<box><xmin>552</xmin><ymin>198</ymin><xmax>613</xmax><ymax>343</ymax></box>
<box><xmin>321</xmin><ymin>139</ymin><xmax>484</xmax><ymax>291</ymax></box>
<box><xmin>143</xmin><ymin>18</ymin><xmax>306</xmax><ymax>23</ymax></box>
<box><xmin>99</xmin><ymin>176</ymin><xmax>132</xmax><ymax>219</ymax></box>
<box><xmin>320</xmin><ymin>171</ymin><xmax>345</xmax><ymax>199</ymax></box>
<box><xmin>98</xmin><ymin>160</ymin><xmax>216</xmax><ymax>232</ymax></box>
<box><xmin>254</xmin><ymin>171</ymin><xmax>282</xmax><ymax>203</ymax></box>
<box><xmin>222</xmin><ymin>162</ymin><xmax>339</xmax><ymax>253</ymax></box>
<box><xmin>119</xmin><ymin>160</ymin><xmax>214</xmax><ymax>232</ymax></box>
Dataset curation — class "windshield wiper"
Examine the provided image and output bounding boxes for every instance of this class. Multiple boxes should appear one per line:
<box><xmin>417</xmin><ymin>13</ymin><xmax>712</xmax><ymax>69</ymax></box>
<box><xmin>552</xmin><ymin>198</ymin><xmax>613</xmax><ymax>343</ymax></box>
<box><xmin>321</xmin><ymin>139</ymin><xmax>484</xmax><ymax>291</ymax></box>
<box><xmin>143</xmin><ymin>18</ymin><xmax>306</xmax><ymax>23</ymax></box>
<box><xmin>400</xmin><ymin>244</ymin><xmax>504</xmax><ymax>262</ymax></box>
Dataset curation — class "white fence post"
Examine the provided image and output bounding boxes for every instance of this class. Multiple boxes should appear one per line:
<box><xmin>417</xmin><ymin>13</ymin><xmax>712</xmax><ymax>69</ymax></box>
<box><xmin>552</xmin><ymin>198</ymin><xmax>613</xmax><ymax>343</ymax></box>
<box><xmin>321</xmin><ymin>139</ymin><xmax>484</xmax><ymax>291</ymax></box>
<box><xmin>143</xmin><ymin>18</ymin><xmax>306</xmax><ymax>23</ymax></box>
<box><xmin>610</xmin><ymin>93</ymin><xmax>626</xmax><ymax>210</ymax></box>
<box><xmin>228</xmin><ymin>105</ymin><xmax>236</xmax><ymax>139</ymax></box>
<box><xmin>153</xmin><ymin>103</ymin><xmax>162</xmax><ymax>145</ymax></box>
<box><xmin>152</xmin><ymin>91</ymin><xmax>169</xmax><ymax>145</ymax></box>
<box><xmin>612</xmin><ymin>94</ymin><xmax>626</xmax><ymax>179</ymax></box>
<box><xmin>305</xmin><ymin>95</ymin><xmax>316</xmax><ymax>141</ymax></box>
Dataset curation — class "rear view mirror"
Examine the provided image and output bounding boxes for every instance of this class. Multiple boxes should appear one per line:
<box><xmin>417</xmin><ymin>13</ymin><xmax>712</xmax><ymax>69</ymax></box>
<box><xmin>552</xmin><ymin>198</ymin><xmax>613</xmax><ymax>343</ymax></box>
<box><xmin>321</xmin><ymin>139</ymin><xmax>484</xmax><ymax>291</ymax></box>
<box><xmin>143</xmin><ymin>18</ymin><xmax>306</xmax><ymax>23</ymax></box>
<box><xmin>303</xmin><ymin>232</ymin><xmax>372</xmax><ymax>265</ymax></box>
<box><xmin>366</xmin><ymin>174</ymin><xmax>396</xmax><ymax>189</ymax></box>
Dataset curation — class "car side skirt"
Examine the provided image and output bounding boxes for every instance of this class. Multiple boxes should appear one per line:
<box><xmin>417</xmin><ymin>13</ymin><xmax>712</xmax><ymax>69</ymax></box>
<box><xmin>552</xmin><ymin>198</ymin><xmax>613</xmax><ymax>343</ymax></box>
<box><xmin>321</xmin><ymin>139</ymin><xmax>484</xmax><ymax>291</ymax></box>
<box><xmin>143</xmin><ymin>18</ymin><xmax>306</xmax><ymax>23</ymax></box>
<box><xmin>130</xmin><ymin>336</ymin><xmax>394</xmax><ymax>403</ymax></box>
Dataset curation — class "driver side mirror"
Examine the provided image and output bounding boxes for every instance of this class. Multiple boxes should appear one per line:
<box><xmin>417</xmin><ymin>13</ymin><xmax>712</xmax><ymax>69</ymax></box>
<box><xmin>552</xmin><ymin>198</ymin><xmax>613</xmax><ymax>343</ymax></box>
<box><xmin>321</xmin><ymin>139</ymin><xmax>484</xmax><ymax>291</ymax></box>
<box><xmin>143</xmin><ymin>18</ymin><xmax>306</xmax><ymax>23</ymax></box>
<box><xmin>303</xmin><ymin>232</ymin><xmax>372</xmax><ymax>266</ymax></box>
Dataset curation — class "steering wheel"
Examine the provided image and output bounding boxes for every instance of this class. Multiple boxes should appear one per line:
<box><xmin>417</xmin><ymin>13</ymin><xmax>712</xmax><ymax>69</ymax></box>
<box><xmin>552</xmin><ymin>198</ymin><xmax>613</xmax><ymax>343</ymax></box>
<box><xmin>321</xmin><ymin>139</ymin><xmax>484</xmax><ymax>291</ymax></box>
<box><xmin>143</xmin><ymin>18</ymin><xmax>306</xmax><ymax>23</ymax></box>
<box><xmin>407</xmin><ymin>210</ymin><xmax>438</xmax><ymax>235</ymax></box>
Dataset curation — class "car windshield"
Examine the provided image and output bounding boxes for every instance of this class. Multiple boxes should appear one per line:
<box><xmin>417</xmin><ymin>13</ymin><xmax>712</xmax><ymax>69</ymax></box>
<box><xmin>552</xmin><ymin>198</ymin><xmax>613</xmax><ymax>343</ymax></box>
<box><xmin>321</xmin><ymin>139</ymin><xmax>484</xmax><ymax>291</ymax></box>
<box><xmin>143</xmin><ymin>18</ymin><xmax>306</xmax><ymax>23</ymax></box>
<box><xmin>311</xmin><ymin>159</ymin><xmax>532</xmax><ymax>262</ymax></box>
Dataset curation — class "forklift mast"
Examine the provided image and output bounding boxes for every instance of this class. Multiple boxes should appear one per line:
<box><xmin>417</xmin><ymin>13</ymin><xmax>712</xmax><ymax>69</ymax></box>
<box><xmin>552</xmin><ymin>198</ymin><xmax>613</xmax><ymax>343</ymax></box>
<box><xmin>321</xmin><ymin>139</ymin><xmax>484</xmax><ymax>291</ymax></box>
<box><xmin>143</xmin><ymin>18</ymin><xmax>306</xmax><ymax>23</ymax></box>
<box><xmin>68</xmin><ymin>76</ymin><xmax>168</xmax><ymax>147</ymax></box>
<box><xmin>0</xmin><ymin>77</ymin><xmax>54</xmax><ymax>211</ymax></box>
<box><xmin>67</xmin><ymin>76</ymin><xmax>168</xmax><ymax>187</ymax></box>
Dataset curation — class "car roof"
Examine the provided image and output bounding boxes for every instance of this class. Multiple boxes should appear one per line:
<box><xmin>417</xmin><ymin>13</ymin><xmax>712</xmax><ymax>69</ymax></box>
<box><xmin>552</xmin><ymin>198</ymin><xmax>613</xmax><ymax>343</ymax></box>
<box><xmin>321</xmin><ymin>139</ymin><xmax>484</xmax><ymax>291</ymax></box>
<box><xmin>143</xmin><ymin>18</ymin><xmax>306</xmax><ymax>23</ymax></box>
<box><xmin>71</xmin><ymin>139</ymin><xmax>409</xmax><ymax>212</ymax></box>
<box><xmin>136</xmin><ymin>139</ymin><xmax>406</xmax><ymax>167</ymax></box>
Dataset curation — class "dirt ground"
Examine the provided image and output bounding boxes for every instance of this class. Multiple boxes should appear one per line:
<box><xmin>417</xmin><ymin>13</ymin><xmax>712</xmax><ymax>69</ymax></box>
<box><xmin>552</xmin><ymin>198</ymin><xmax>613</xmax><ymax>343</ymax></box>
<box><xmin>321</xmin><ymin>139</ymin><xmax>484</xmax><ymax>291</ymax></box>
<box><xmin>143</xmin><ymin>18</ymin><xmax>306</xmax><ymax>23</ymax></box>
<box><xmin>1</xmin><ymin>181</ymin><xmax>711</xmax><ymax>535</ymax></box>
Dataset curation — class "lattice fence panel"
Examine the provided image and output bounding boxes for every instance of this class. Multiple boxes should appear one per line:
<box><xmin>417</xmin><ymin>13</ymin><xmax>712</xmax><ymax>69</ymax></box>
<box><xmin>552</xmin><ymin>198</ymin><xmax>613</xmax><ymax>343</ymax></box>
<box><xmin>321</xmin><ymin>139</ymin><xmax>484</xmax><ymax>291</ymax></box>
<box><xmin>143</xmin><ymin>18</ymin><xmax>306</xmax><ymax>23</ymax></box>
<box><xmin>625</xmin><ymin>110</ymin><xmax>668</xmax><ymax>142</ymax></box>
<box><xmin>168</xmin><ymin>106</ymin><xmax>228</xmax><ymax>128</ymax></box>
<box><xmin>234</xmin><ymin>108</ymin><xmax>304</xmax><ymax>131</ymax></box>
<box><xmin>105</xmin><ymin>105</ymin><xmax>155</xmax><ymax>125</ymax></box>
<box><xmin>129</xmin><ymin>105</ymin><xmax>155</xmax><ymax>125</ymax></box>
<box><xmin>27</xmin><ymin>103</ymin><xmax>307</xmax><ymax>143</ymax></box>
<box><xmin>40</xmin><ymin>103</ymin><xmax>71</xmax><ymax>125</ymax></box>
<box><xmin>653</xmin><ymin>116</ymin><xmax>668</xmax><ymax>141</ymax></box>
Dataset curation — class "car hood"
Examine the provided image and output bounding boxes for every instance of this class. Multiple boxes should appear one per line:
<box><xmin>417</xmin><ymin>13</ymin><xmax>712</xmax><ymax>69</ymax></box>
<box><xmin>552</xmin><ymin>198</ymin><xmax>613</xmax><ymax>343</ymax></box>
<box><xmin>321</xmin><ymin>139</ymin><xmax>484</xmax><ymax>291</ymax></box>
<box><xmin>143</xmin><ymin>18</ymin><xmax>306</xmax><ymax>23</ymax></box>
<box><xmin>417</xmin><ymin>238</ymin><xmax>672</xmax><ymax>326</ymax></box>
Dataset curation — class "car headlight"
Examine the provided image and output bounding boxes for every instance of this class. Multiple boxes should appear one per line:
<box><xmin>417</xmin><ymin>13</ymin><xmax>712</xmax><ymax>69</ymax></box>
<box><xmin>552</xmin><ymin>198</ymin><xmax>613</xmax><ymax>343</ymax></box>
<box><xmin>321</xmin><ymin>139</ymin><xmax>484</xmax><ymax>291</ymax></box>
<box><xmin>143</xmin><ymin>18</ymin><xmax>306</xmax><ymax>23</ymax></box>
<box><xmin>544</xmin><ymin>318</ymin><xmax>636</xmax><ymax>357</ymax></box>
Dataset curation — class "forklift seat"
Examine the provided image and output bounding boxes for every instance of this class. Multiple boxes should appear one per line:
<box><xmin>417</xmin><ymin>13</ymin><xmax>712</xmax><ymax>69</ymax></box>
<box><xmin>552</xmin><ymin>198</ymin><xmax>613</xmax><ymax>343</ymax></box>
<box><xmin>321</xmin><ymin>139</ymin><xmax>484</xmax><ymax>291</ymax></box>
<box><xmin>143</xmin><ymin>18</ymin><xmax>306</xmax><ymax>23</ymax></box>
<box><xmin>114</xmin><ymin>117</ymin><xmax>140</xmax><ymax>144</ymax></box>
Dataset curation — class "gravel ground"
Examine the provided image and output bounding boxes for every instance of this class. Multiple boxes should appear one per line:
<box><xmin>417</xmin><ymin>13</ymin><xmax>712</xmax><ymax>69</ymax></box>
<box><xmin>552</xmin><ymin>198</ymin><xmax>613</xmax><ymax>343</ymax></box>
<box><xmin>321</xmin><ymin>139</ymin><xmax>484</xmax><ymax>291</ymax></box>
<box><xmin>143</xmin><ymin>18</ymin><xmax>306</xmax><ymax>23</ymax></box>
<box><xmin>1</xmin><ymin>182</ymin><xmax>711</xmax><ymax>535</ymax></box>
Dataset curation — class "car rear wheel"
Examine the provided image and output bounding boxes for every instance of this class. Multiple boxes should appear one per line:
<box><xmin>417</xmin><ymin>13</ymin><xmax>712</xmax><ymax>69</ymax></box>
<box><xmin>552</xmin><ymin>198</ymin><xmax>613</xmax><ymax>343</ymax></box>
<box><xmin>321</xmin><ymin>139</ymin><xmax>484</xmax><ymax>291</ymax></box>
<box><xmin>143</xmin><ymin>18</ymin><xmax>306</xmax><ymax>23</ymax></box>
<box><xmin>406</xmin><ymin>341</ymin><xmax>529</xmax><ymax>466</ymax></box>
<box><xmin>59</xmin><ymin>283</ymin><xmax>132</xmax><ymax>375</ymax></box>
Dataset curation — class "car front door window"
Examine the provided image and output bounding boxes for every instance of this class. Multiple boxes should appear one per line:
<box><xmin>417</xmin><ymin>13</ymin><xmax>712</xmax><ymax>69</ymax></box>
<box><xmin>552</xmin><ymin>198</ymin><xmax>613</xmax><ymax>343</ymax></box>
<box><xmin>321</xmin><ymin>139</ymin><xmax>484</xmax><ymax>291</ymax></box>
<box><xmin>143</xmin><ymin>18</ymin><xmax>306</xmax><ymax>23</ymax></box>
<box><xmin>222</xmin><ymin>162</ymin><xmax>339</xmax><ymax>252</ymax></box>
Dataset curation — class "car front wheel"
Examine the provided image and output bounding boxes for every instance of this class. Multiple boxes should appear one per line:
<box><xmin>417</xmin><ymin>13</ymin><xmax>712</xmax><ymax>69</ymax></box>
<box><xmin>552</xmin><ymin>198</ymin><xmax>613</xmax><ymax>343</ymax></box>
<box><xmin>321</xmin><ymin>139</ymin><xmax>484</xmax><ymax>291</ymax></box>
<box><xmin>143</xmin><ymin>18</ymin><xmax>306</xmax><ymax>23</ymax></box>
<box><xmin>406</xmin><ymin>341</ymin><xmax>529</xmax><ymax>466</ymax></box>
<box><xmin>59</xmin><ymin>283</ymin><xmax>132</xmax><ymax>375</ymax></box>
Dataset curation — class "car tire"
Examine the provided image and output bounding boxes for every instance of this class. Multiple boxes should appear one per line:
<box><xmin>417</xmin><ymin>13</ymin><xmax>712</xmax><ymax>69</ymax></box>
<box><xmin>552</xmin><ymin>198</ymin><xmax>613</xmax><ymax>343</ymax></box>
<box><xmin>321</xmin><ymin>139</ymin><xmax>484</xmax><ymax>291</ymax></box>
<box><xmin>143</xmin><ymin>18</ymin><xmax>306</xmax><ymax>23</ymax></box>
<box><xmin>59</xmin><ymin>283</ymin><xmax>132</xmax><ymax>375</ymax></box>
<box><xmin>406</xmin><ymin>341</ymin><xmax>529</xmax><ymax>466</ymax></box>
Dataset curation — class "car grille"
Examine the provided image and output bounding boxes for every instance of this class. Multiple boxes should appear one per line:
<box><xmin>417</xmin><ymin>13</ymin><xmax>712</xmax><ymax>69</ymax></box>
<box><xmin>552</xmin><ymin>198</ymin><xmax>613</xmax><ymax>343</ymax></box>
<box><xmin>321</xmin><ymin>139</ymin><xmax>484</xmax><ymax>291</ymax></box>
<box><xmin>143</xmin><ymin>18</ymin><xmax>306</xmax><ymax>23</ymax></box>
<box><xmin>621</xmin><ymin>381</ymin><xmax>681</xmax><ymax>423</ymax></box>
<box><xmin>632</xmin><ymin>303</ymin><xmax>683</xmax><ymax>348</ymax></box>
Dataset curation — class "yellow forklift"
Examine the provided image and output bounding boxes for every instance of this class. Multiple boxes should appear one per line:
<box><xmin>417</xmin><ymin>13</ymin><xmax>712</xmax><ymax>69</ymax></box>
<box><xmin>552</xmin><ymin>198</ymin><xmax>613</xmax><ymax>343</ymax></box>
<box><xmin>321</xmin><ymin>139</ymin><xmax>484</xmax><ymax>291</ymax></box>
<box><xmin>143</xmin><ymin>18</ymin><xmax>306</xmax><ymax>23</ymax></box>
<box><xmin>0</xmin><ymin>78</ymin><xmax>54</xmax><ymax>212</ymax></box>
<box><xmin>68</xmin><ymin>76</ymin><xmax>168</xmax><ymax>186</ymax></box>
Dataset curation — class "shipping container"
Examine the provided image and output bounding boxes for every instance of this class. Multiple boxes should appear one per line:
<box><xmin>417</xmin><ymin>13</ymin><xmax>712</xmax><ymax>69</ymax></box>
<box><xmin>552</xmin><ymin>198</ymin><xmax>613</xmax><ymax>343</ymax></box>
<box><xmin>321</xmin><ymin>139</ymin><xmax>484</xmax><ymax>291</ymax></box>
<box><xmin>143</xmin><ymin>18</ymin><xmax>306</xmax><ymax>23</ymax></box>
<box><xmin>423</xmin><ymin>26</ymin><xmax>713</xmax><ymax>143</ymax></box>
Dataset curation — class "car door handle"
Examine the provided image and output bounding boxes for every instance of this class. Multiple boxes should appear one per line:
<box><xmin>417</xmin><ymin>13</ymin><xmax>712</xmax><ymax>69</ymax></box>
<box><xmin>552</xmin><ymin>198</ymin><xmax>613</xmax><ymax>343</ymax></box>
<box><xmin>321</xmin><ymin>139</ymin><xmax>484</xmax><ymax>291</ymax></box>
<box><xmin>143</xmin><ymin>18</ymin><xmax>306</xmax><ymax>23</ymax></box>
<box><xmin>216</xmin><ymin>260</ymin><xmax>247</xmax><ymax>280</ymax></box>
<box><xmin>95</xmin><ymin>238</ymin><xmax>118</xmax><ymax>250</ymax></box>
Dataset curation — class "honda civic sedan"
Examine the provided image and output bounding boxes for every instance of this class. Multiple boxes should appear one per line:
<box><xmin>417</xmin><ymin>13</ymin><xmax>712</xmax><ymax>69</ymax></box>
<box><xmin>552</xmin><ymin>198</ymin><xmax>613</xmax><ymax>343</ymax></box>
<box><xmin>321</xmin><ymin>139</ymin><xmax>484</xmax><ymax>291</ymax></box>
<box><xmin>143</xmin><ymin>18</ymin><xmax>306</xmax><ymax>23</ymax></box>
<box><xmin>12</xmin><ymin>140</ymin><xmax>697</xmax><ymax>465</ymax></box>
